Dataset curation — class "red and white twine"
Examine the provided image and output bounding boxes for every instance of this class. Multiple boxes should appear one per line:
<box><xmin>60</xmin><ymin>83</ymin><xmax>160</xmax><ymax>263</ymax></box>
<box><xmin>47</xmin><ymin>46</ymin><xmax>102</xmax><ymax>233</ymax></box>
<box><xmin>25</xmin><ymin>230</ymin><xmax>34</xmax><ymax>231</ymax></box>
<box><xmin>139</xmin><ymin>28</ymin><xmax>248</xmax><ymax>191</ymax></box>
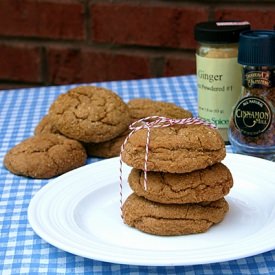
<box><xmin>119</xmin><ymin>116</ymin><xmax>215</xmax><ymax>218</ymax></box>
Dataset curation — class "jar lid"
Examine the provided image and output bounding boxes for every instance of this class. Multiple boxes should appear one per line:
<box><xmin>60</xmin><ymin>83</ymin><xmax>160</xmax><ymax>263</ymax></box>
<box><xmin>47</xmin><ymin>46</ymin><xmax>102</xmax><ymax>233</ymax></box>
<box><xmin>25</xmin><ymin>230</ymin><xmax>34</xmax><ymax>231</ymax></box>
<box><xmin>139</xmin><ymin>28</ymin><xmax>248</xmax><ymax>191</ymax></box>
<box><xmin>238</xmin><ymin>30</ymin><xmax>275</xmax><ymax>66</ymax></box>
<box><xmin>194</xmin><ymin>21</ymin><xmax>250</xmax><ymax>43</ymax></box>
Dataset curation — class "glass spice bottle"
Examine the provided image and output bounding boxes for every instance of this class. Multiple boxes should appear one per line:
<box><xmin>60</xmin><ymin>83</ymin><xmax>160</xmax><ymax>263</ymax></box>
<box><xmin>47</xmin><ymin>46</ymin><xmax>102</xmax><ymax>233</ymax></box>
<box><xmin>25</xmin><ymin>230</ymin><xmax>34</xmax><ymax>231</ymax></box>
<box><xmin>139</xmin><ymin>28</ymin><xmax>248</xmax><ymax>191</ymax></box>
<box><xmin>194</xmin><ymin>21</ymin><xmax>250</xmax><ymax>143</ymax></box>
<box><xmin>228</xmin><ymin>30</ymin><xmax>275</xmax><ymax>161</ymax></box>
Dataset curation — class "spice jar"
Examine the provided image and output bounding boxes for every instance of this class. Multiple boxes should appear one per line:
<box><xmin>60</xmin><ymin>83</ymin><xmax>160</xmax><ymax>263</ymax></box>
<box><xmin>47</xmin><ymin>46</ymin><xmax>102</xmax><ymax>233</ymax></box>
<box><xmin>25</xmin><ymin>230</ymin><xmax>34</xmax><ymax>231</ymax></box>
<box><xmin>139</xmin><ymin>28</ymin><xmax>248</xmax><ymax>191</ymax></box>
<box><xmin>194</xmin><ymin>21</ymin><xmax>250</xmax><ymax>142</ymax></box>
<box><xmin>228</xmin><ymin>30</ymin><xmax>275</xmax><ymax>161</ymax></box>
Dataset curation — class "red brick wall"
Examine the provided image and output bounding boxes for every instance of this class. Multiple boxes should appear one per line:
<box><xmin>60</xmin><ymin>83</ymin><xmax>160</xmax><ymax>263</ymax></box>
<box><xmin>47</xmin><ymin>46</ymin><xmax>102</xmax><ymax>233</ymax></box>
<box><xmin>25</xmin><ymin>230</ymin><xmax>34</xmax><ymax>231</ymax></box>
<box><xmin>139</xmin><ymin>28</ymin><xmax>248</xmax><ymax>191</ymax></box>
<box><xmin>0</xmin><ymin>0</ymin><xmax>274</xmax><ymax>89</ymax></box>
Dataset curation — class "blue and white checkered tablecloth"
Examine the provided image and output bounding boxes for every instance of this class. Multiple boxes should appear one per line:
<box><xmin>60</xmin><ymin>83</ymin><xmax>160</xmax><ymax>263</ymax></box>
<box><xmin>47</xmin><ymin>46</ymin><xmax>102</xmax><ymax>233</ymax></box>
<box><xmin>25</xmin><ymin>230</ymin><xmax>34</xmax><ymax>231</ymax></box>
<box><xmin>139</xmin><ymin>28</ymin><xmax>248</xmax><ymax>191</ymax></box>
<box><xmin>0</xmin><ymin>75</ymin><xmax>274</xmax><ymax>275</ymax></box>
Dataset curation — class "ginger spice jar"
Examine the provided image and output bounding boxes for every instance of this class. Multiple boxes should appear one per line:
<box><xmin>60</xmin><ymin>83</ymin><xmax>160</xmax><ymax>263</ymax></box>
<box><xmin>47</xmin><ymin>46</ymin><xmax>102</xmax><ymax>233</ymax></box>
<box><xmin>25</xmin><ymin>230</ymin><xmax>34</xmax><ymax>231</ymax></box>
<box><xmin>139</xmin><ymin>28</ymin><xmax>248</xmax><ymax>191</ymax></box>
<box><xmin>228</xmin><ymin>30</ymin><xmax>275</xmax><ymax>161</ymax></box>
<box><xmin>194</xmin><ymin>21</ymin><xmax>250</xmax><ymax>142</ymax></box>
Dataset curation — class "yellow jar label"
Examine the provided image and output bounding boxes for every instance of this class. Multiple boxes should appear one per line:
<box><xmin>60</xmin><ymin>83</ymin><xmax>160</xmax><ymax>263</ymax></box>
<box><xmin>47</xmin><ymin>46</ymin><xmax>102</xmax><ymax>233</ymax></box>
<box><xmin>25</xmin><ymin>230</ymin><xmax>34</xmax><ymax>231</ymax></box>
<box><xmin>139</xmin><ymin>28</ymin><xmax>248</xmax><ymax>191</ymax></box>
<box><xmin>196</xmin><ymin>54</ymin><xmax>242</xmax><ymax>131</ymax></box>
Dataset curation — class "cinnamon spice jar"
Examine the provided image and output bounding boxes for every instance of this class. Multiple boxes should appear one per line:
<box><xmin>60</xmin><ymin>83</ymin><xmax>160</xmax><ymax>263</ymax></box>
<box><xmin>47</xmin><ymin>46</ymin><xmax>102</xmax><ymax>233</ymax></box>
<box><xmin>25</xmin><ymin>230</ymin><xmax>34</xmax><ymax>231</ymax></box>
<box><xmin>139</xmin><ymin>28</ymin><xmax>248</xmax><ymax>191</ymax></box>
<box><xmin>228</xmin><ymin>30</ymin><xmax>275</xmax><ymax>161</ymax></box>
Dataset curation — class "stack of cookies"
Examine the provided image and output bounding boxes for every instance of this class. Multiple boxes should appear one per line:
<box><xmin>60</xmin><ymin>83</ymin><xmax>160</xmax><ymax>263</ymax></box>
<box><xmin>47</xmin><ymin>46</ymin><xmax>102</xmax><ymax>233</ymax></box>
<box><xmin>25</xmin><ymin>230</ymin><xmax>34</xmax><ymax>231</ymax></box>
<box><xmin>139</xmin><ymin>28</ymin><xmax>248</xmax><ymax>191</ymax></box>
<box><xmin>121</xmin><ymin>124</ymin><xmax>233</xmax><ymax>236</ymax></box>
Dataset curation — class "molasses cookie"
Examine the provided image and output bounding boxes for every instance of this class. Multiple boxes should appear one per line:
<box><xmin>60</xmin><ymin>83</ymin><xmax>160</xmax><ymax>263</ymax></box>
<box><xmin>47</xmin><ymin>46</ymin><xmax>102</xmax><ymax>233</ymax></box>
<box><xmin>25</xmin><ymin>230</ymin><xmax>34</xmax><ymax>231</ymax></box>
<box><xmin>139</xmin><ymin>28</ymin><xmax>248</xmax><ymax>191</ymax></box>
<box><xmin>49</xmin><ymin>86</ymin><xmax>131</xmax><ymax>143</ymax></box>
<box><xmin>128</xmin><ymin>98</ymin><xmax>193</xmax><ymax>120</ymax></box>
<box><xmin>121</xmin><ymin>124</ymin><xmax>226</xmax><ymax>173</ymax></box>
<box><xmin>128</xmin><ymin>163</ymin><xmax>233</xmax><ymax>204</ymax></box>
<box><xmin>122</xmin><ymin>193</ymin><xmax>229</xmax><ymax>236</ymax></box>
<box><xmin>3</xmin><ymin>134</ymin><xmax>87</xmax><ymax>179</ymax></box>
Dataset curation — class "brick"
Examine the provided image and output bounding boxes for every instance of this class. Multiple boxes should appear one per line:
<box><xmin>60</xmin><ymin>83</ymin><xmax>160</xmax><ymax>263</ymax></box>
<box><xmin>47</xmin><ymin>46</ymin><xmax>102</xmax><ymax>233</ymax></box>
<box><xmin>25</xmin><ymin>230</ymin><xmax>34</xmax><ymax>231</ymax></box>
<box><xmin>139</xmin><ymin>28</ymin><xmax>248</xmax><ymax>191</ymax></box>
<box><xmin>164</xmin><ymin>54</ymin><xmax>196</xmax><ymax>76</ymax></box>
<box><xmin>47</xmin><ymin>47</ymin><xmax>152</xmax><ymax>84</ymax></box>
<box><xmin>215</xmin><ymin>6</ymin><xmax>275</xmax><ymax>29</ymax></box>
<box><xmin>0</xmin><ymin>44</ymin><xmax>41</xmax><ymax>82</ymax></box>
<box><xmin>91</xmin><ymin>3</ymin><xmax>209</xmax><ymax>49</ymax></box>
<box><xmin>82</xmin><ymin>51</ymin><xmax>152</xmax><ymax>82</ymax></box>
<box><xmin>0</xmin><ymin>0</ymin><xmax>85</xmax><ymax>40</ymax></box>
<box><xmin>47</xmin><ymin>47</ymin><xmax>82</xmax><ymax>84</ymax></box>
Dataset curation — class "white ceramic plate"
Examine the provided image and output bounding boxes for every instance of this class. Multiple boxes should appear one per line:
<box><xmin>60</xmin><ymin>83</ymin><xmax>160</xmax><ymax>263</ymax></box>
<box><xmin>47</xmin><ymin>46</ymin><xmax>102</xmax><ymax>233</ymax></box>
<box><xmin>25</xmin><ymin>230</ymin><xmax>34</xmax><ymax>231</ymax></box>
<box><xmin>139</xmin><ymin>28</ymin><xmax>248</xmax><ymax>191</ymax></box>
<box><xmin>28</xmin><ymin>154</ymin><xmax>275</xmax><ymax>266</ymax></box>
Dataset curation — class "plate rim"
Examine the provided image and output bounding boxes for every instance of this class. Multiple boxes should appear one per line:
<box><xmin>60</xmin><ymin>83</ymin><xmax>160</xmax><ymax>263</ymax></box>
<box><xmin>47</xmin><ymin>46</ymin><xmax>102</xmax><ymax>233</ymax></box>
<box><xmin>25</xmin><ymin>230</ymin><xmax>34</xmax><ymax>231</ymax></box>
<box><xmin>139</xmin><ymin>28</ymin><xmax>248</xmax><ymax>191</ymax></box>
<box><xmin>28</xmin><ymin>153</ymin><xmax>275</xmax><ymax>266</ymax></box>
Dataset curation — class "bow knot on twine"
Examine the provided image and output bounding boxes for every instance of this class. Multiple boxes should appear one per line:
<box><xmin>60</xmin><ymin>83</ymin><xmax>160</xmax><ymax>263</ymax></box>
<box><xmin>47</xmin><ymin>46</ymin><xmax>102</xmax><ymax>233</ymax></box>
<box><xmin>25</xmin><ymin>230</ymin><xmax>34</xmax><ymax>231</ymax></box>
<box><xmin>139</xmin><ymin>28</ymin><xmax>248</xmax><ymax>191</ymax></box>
<box><xmin>119</xmin><ymin>116</ymin><xmax>215</xmax><ymax>218</ymax></box>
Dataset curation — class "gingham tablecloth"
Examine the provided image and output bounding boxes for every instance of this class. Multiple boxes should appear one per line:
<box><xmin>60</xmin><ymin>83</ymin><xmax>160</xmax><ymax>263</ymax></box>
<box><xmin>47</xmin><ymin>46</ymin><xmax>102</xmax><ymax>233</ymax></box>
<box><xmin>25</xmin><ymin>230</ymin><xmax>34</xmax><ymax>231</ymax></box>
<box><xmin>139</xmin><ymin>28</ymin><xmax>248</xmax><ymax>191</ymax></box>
<box><xmin>0</xmin><ymin>75</ymin><xmax>274</xmax><ymax>275</ymax></box>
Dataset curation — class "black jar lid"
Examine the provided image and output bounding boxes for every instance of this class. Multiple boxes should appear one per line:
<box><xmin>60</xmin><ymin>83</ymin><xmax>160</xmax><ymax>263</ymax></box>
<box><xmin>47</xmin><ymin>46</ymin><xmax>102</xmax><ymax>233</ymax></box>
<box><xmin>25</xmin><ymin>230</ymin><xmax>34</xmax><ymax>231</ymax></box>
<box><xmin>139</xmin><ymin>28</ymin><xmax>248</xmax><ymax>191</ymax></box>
<box><xmin>238</xmin><ymin>30</ymin><xmax>275</xmax><ymax>66</ymax></box>
<box><xmin>194</xmin><ymin>21</ymin><xmax>250</xmax><ymax>43</ymax></box>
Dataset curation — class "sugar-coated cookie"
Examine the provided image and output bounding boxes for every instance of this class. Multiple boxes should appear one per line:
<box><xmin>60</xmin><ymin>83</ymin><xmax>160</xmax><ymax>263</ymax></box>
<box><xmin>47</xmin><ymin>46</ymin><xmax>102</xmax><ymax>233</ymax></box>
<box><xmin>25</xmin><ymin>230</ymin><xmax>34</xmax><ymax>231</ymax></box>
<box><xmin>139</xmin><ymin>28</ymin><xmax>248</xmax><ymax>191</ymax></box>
<box><xmin>122</xmin><ymin>193</ymin><xmax>229</xmax><ymax>236</ymax></box>
<box><xmin>128</xmin><ymin>163</ymin><xmax>233</xmax><ymax>204</ymax></box>
<box><xmin>3</xmin><ymin>134</ymin><xmax>87</xmax><ymax>179</ymax></box>
<box><xmin>49</xmin><ymin>86</ymin><xmax>131</xmax><ymax>143</ymax></box>
<box><xmin>121</xmin><ymin>124</ymin><xmax>225</xmax><ymax>173</ymax></box>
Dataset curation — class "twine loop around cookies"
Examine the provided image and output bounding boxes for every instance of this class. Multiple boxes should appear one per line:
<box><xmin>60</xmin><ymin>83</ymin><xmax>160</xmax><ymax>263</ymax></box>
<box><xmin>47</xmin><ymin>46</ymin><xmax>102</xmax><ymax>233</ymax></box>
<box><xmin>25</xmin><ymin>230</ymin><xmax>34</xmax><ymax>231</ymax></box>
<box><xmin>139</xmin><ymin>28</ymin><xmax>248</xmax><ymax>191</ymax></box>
<box><xmin>119</xmin><ymin>116</ymin><xmax>216</xmax><ymax>219</ymax></box>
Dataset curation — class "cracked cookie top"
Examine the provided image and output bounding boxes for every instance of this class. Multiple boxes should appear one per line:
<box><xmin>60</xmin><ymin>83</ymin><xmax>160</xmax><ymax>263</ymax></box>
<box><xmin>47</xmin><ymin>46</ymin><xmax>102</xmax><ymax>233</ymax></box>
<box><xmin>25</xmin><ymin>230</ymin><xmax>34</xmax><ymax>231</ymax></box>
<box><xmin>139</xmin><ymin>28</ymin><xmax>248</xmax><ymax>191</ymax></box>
<box><xmin>121</xmin><ymin>124</ymin><xmax>226</xmax><ymax>173</ymax></box>
<box><xmin>49</xmin><ymin>86</ymin><xmax>131</xmax><ymax>143</ymax></box>
<box><xmin>128</xmin><ymin>163</ymin><xmax>233</xmax><ymax>204</ymax></box>
<box><xmin>3</xmin><ymin>134</ymin><xmax>87</xmax><ymax>179</ymax></box>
